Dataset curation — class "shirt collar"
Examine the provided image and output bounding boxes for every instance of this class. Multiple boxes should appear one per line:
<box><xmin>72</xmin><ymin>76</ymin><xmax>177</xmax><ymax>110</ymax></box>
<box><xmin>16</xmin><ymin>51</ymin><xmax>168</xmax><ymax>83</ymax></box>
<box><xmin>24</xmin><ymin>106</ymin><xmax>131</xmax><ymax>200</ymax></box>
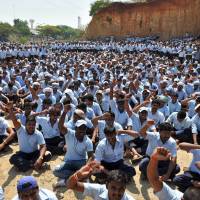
<box><xmin>99</xmin><ymin>190</ymin><xmax>129</xmax><ymax>200</ymax></box>
<box><xmin>99</xmin><ymin>189</ymin><xmax>109</xmax><ymax>199</ymax></box>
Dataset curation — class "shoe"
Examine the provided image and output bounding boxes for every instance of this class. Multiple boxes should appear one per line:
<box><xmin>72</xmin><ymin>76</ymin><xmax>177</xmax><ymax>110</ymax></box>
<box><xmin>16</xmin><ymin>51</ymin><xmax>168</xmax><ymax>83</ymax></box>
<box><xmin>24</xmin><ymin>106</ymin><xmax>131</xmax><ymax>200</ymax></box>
<box><xmin>53</xmin><ymin>179</ymin><xmax>66</xmax><ymax>191</ymax></box>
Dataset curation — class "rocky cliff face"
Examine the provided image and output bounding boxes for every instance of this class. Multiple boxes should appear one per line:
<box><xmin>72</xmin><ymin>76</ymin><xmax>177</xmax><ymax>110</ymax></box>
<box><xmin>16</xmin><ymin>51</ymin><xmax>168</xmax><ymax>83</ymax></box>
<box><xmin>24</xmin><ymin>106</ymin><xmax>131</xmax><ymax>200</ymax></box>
<box><xmin>86</xmin><ymin>0</ymin><xmax>200</xmax><ymax>40</ymax></box>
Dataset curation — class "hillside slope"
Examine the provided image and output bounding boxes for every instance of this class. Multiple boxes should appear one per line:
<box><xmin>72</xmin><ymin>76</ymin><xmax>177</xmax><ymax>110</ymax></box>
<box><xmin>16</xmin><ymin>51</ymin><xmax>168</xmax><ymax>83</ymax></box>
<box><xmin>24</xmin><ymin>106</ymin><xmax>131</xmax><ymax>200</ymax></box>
<box><xmin>86</xmin><ymin>0</ymin><xmax>200</xmax><ymax>40</ymax></box>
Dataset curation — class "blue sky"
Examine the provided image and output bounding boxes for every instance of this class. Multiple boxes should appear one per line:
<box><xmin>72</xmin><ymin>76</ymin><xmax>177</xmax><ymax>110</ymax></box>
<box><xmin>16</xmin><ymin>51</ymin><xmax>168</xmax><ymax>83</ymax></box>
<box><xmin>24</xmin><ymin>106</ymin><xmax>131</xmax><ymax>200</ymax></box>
<box><xmin>0</xmin><ymin>0</ymin><xmax>128</xmax><ymax>28</ymax></box>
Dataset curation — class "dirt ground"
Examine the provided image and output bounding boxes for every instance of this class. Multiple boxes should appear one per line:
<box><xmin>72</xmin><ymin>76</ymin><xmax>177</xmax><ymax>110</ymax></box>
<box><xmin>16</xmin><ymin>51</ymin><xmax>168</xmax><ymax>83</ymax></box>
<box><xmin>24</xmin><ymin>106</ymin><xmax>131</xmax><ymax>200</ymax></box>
<box><xmin>0</xmin><ymin>143</ymin><xmax>192</xmax><ymax>200</ymax></box>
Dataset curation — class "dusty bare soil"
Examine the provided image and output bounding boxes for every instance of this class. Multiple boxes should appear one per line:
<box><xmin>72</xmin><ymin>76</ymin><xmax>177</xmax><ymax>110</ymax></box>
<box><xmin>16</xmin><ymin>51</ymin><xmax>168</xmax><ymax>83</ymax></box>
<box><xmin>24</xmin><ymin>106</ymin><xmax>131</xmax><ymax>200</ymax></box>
<box><xmin>0</xmin><ymin>143</ymin><xmax>192</xmax><ymax>200</ymax></box>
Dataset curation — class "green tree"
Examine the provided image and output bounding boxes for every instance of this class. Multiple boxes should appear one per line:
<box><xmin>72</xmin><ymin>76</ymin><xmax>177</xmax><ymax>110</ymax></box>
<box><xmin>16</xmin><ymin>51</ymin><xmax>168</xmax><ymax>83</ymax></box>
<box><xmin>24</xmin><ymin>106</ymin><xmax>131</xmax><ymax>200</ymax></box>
<box><xmin>0</xmin><ymin>22</ymin><xmax>13</xmax><ymax>41</ymax></box>
<box><xmin>37</xmin><ymin>25</ymin><xmax>62</xmax><ymax>39</ymax></box>
<box><xmin>37</xmin><ymin>25</ymin><xmax>84</xmax><ymax>40</ymax></box>
<box><xmin>13</xmin><ymin>19</ymin><xmax>31</xmax><ymax>36</ymax></box>
<box><xmin>89</xmin><ymin>0</ymin><xmax>111</xmax><ymax>16</ymax></box>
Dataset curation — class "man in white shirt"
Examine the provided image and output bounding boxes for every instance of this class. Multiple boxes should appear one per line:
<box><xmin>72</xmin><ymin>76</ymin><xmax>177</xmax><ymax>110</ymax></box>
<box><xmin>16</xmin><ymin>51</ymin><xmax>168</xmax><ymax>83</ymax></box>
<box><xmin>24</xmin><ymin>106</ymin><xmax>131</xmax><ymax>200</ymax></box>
<box><xmin>168</xmin><ymin>92</ymin><xmax>181</xmax><ymax>114</ymax></box>
<box><xmin>91</xmin><ymin>111</ymin><xmax>123</xmax><ymax>142</ymax></box>
<box><xmin>0</xmin><ymin>116</ymin><xmax>15</xmax><ymax>152</ymax></box>
<box><xmin>147</xmin><ymin>99</ymin><xmax>165</xmax><ymax>127</ymax></box>
<box><xmin>95</xmin><ymin>127</ymin><xmax>137</xmax><ymax>181</ymax></box>
<box><xmin>12</xmin><ymin>176</ymin><xmax>57</xmax><ymax>200</ymax></box>
<box><xmin>67</xmin><ymin>161</ymin><xmax>135</xmax><ymax>200</ymax></box>
<box><xmin>191</xmin><ymin>104</ymin><xmax>200</xmax><ymax>144</ymax></box>
<box><xmin>147</xmin><ymin>147</ymin><xmax>200</xmax><ymax>200</ymax></box>
<box><xmin>139</xmin><ymin>122</ymin><xmax>180</xmax><ymax>180</ymax></box>
<box><xmin>36</xmin><ymin>107</ymin><xmax>65</xmax><ymax>155</ymax></box>
<box><xmin>166</xmin><ymin>110</ymin><xmax>193</xmax><ymax>143</ymax></box>
<box><xmin>6</xmin><ymin>103</ymin><xmax>51</xmax><ymax>172</ymax></box>
<box><xmin>173</xmin><ymin>143</ymin><xmax>200</xmax><ymax>192</ymax></box>
<box><xmin>83</xmin><ymin>93</ymin><xmax>102</xmax><ymax>116</ymax></box>
<box><xmin>53</xmin><ymin>104</ymin><xmax>93</xmax><ymax>187</ymax></box>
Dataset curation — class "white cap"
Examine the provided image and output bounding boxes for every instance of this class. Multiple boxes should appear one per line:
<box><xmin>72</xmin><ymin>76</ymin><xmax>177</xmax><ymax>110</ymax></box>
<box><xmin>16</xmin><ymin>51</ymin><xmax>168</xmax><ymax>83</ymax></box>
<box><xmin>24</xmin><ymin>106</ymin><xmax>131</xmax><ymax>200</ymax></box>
<box><xmin>139</xmin><ymin>107</ymin><xmax>148</xmax><ymax>113</ymax></box>
<box><xmin>75</xmin><ymin>119</ymin><xmax>87</xmax><ymax>127</ymax></box>
<box><xmin>43</xmin><ymin>87</ymin><xmax>53</xmax><ymax>93</ymax></box>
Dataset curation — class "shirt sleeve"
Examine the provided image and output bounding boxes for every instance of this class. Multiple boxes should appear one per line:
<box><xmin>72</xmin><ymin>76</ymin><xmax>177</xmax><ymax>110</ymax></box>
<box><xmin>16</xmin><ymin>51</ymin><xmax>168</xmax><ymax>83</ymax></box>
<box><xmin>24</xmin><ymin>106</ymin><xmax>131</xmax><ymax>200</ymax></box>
<box><xmin>86</xmin><ymin>138</ymin><xmax>93</xmax><ymax>152</ymax></box>
<box><xmin>110</xmin><ymin>99</ymin><xmax>117</xmax><ymax>113</ymax></box>
<box><xmin>2</xmin><ymin>119</ymin><xmax>8</xmax><ymax>129</ymax></box>
<box><xmin>0</xmin><ymin>187</ymin><xmax>4</xmax><ymax>200</ymax></box>
<box><xmin>190</xmin><ymin>149</ymin><xmax>200</xmax><ymax>155</ymax></box>
<box><xmin>17</xmin><ymin>125</ymin><xmax>25</xmax><ymax>135</ymax></box>
<box><xmin>37</xmin><ymin>131</ymin><xmax>46</xmax><ymax>145</ymax></box>
<box><xmin>170</xmin><ymin>141</ymin><xmax>177</xmax><ymax>157</ymax></box>
<box><xmin>95</xmin><ymin>142</ymin><xmax>104</xmax><ymax>162</ymax></box>
<box><xmin>146</xmin><ymin>132</ymin><xmax>158</xmax><ymax>141</ymax></box>
<box><xmin>155</xmin><ymin>182</ymin><xmax>183</xmax><ymax>200</ymax></box>
<box><xmin>166</xmin><ymin>113</ymin><xmax>173</xmax><ymax>124</ymax></box>
<box><xmin>83</xmin><ymin>183</ymin><xmax>103</xmax><ymax>198</ymax></box>
<box><xmin>192</xmin><ymin>122</ymin><xmax>198</xmax><ymax>134</ymax></box>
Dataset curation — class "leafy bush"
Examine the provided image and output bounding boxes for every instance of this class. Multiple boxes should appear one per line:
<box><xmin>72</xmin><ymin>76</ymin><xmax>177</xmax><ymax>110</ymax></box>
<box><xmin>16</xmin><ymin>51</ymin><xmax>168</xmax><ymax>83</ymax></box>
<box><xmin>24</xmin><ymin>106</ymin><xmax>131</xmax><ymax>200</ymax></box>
<box><xmin>90</xmin><ymin>0</ymin><xmax>112</xmax><ymax>16</ymax></box>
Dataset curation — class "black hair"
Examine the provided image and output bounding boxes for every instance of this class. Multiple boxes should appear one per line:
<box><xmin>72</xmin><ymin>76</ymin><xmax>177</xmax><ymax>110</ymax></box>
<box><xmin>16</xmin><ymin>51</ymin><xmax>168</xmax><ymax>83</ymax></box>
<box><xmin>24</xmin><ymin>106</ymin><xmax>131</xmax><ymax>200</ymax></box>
<box><xmin>151</xmin><ymin>98</ymin><xmax>161</xmax><ymax>105</ymax></box>
<box><xmin>107</xmin><ymin>170</ymin><xmax>129</xmax><ymax>185</ymax></box>
<box><xmin>26</xmin><ymin>116</ymin><xmax>36</xmax><ymax>124</ymax></box>
<box><xmin>177</xmin><ymin>110</ymin><xmax>186</xmax><ymax>120</ymax></box>
<box><xmin>183</xmin><ymin>186</ymin><xmax>200</xmax><ymax>200</ymax></box>
<box><xmin>104</xmin><ymin>127</ymin><xmax>116</xmax><ymax>135</ymax></box>
<box><xmin>104</xmin><ymin>111</ymin><xmax>115</xmax><ymax>119</ymax></box>
<box><xmin>23</xmin><ymin>102</ymin><xmax>32</xmax><ymax>109</ymax></box>
<box><xmin>42</xmin><ymin>98</ymin><xmax>52</xmax><ymax>105</ymax></box>
<box><xmin>157</xmin><ymin>122</ymin><xmax>173</xmax><ymax>132</ymax></box>
<box><xmin>49</xmin><ymin>107</ymin><xmax>59</xmax><ymax>115</ymax></box>
<box><xmin>84</xmin><ymin>94</ymin><xmax>94</xmax><ymax>102</ymax></box>
<box><xmin>63</xmin><ymin>98</ymin><xmax>71</xmax><ymax>105</ymax></box>
<box><xmin>77</xmin><ymin>103</ymin><xmax>87</xmax><ymax>111</ymax></box>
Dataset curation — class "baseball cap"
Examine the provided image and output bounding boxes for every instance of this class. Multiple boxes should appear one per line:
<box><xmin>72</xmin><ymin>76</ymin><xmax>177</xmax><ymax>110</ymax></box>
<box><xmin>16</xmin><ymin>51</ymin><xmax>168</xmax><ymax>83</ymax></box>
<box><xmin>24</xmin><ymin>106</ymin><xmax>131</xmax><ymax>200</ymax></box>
<box><xmin>43</xmin><ymin>87</ymin><xmax>53</xmax><ymax>93</ymax></box>
<box><xmin>52</xmin><ymin>83</ymin><xmax>59</xmax><ymax>88</ymax></box>
<box><xmin>75</xmin><ymin>119</ymin><xmax>87</xmax><ymax>127</ymax></box>
<box><xmin>139</xmin><ymin>107</ymin><xmax>148</xmax><ymax>113</ymax></box>
<box><xmin>96</xmin><ymin>90</ymin><xmax>103</xmax><ymax>94</ymax></box>
<box><xmin>17</xmin><ymin>176</ymin><xmax>38</xmax><ymax>192</ymax></box>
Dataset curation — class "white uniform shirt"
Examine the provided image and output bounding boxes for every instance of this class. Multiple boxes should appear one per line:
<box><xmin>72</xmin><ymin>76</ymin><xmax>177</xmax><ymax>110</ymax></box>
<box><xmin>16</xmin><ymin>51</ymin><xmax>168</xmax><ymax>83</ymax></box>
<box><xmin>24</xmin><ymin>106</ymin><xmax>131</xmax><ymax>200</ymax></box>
<box><xmin>192</xmin><ymin>114</ymin><xmax>200</xmax><ymax>134</ymax></box>
<box><xmin>0</xmin><ymin>187</ymin><xmax>4</xmax><ymax>200</ymax></box>
<box><xmin>64</xmin><ymin>129</ymin><xmax>93</xmax><ymax>161</ymax></box>
<box><xmin>110</xmin><ymin>100</ymin><xmax>130</xmax><ymax>128</ymax></box>
<box><xmin>168</xmin><ymin>101</ymin><xmax>181</xmax><ymax>114</ymax></box>
<box><xmin>146</xmin><ymin>132</ymin><xmax>177</xmax><ymax>157</ymax></box>
<box><xmin>95</xmin><ymin>134</ymin><xmax>130</xmax><ymax>163</ymax></box>
<box><xmin>155</xmin><ymin>182</ymin><xmax>183</xmax><ymax>200</ymax></box>
<box><xmin>129</xmin><ymin>113</ymin><xmax>147</xmax><ymax>132</ymax></box>
<box><xmin>147</xmin><ymin>108</ymin><xmax>165</xmax><ymax>126</ymax></box>
<box><xmin>189</xmin><ymin>149</ymin><xmax>200</xmax><ymax>175</ymax></box>
<box><xmin>91</xmin><ymin>102</ymin><xmax>103</xmax><ymax>116</ymax></box>
<box><xmin>188</xmin><ymin>100</ymin><xmax>197</xmax><ymax>118</ymax></box>
<box><xmin>0</xmin><ymin>117</ymin><xmax>8</xmax><ymax>136</ymax></box>
<box><xmin>166</xmin><ymin>112</ymin><xmax>192</xmax><ymax>134</ymax></box>
<box><xmin>36</xmin><ymin>117</ymin><xmax>60</xmax><ymax>139</ymax></box>
<box><xmin>83</xmin><ymin>183</ymin><xmax>134</xmax><ymax>200</ymax></box>
<box><xmin>98</xmin><ymin>120</ymin><xmax>122</xmax><ymax>140</ymax></box>
<box><xmin>12</xmin><ymin>188</ymin><xmax>57</xmax><ymax>200</ymax></box>
<box><xmin>17</xmin><ymin>126</ymin><xmax>45</xmax><ymax>153</ymax></box>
